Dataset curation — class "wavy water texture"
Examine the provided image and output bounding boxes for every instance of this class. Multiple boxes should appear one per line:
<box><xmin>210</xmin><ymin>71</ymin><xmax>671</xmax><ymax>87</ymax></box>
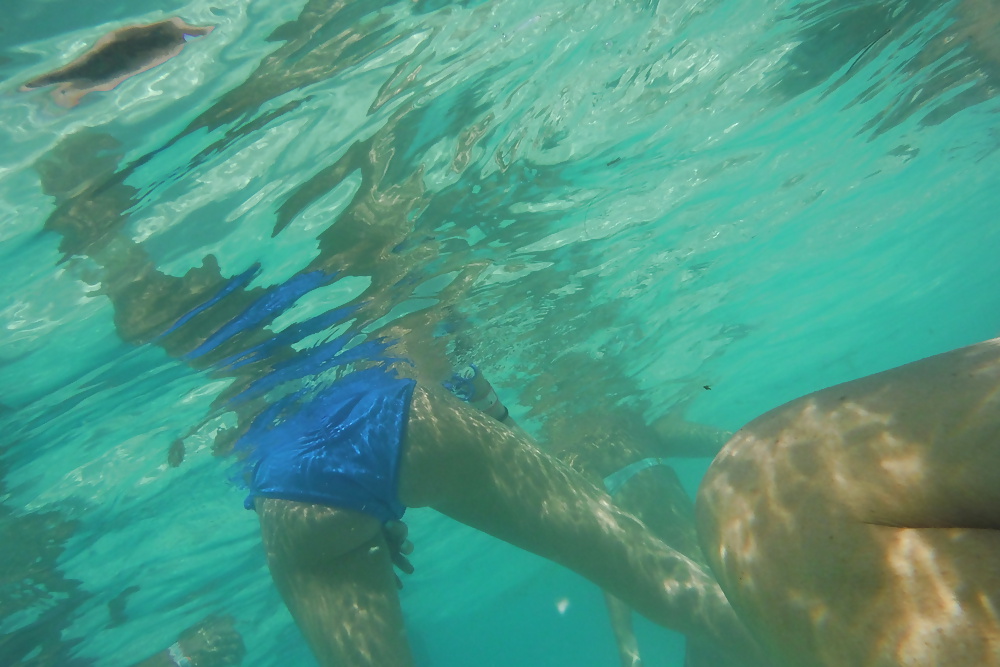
<box><xmin>0</xmin><ymin>0</ymin><xmax>999</xmax><ymax>665</ymax></box>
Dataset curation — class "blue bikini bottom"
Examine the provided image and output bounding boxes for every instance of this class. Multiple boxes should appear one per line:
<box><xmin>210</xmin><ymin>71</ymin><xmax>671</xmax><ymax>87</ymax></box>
<box><xmin>240</xmin><ymin>367</ymin><xmax>416</xmax><ymax>523</ymax></box>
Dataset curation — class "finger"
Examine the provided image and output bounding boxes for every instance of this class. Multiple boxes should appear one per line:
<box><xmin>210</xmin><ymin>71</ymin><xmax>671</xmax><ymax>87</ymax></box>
<box><xmin>391</xmin><ymin>552</ymin><xmax>415</xmax><ymax>575</ymax></box>
<box><xmin>383</xmin><ymin>520</ymin><xmax>408</xmax><ymax>545</ymax></box>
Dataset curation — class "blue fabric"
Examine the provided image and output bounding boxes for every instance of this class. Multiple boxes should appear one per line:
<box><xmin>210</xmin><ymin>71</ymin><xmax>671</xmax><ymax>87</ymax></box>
<box><xmin>240</xmin><ymin>366</ymin><xmax>416</xmax><ymax>523</ymax></box>
<box><xmin>184</xmin><ymin>269</ymin><xmax>333</xmax><ymax>360</ymax></box>
<box><xmin>157</xmin><ymin>263</ymin><xmax>261</xmax><ymax>340</ymax></box>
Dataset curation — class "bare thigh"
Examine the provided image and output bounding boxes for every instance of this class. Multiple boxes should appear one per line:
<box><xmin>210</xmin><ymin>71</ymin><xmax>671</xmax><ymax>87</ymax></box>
<box><xmin>698</xmin><ymin>339</ymin><xmax>1000</xmax><ymax>667</ymax></box>
<box><xmin>397</xmin><ymin>385</ymin><xmax>761</xmax><ymax>659</ymax></box>
<box><xmin>257</xmin><ymin>499</ymin><xmax>414</xmax><ymax>667</ymax></box>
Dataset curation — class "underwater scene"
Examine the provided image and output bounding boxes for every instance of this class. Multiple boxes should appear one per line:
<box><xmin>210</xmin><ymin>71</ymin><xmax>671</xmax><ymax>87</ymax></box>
<box><xmin>2</xmin><ymin>0</ymin><xmax>999</xmax><ymax>665</ymax></box>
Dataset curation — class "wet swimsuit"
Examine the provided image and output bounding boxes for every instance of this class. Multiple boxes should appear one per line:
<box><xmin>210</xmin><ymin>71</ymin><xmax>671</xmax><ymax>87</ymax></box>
<box><xmin>154</xmin><ymin>263</ymin><xmax>416</xmax><ymax>524</ymax></box>
<box><xmin>241</xmin><ymin>366</ymin><xmax>416</xmax><ymax>523</ymax></box>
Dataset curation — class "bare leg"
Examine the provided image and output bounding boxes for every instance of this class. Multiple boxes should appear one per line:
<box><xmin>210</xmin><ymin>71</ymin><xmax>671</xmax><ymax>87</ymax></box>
<box><xmin>609</xmin><ymin>466</ymin><xmax>705</xmax><ymax>667</ymax></box>
<box><xmin>604</xmin><ymin>591</ymin><xmax>643</xmax><ymax>667</ymax></box>
<box><xmin>698</xmin><ymin>338</ymin><xmax>1000</xmax><ymax>667</ymax></box>
<box><xmin>445</xmin><ymin>369</ymin><xmax>707</xmax><ymax>666</ymax></box>
<box><xmin>398</xmin><ymin>386</ymin><xmax>761</xmax><ymax>660</ymax></box>
<box><xmin>257</xmin><ymin>500</ymin><xmax>415</xmax><ymax>667</ymax></box>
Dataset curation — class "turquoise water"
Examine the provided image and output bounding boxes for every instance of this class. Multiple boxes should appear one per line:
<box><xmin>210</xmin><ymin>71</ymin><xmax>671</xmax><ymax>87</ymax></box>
<box><xmin>1</xmin><ymin>0</ymin><xmax>999</xmax><ymax>665</ymax></box>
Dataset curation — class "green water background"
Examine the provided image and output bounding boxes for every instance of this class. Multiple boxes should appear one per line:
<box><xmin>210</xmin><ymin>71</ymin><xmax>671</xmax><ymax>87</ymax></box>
<box><xmin>1</xmin><ymin>0</ymin><xmax>999</xmax><ymax>664</ymax></box>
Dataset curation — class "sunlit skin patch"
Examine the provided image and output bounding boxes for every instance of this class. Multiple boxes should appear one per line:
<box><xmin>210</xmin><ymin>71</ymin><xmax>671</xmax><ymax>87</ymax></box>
<box><xmin>879</xmin><ymin>528</ymin><xmax>977</xmax><ymax>665</ymax></box>
<box><xmin>786</xmin><ymin>588</ymin><xmax>831</xmax><ymax>628</ymax></box>
<box><xmin>792</xmin><ymin>400</ymin><xmax>897</xmax><ymax>512</ymax></box>
<box><xmin>981</xmin><ymin>591</ymin><xmax>1000</xmax><ymax>628</ymax></box>
<box><xmin>877</xmin><ymin>448</ymin><xmax>926</xmax><ymax>486</ymax></box>
<box><xmin>714</xmin><ymin>489</ymin><xmax>763</xmax><ymax>572</ymax></box>
<box><xmin>593</xmin><ymin>497</ymin><xmax>632</xmax><ymax>536</ymax></box>
<box><xmin>20</xmin><ymin>17</ymin><xmax>214</xmax><ymax>108</ymax></box>
<box><xmin>748</xmin><ymin>397</ymin><xmax>930</xmax><ymax>526</ymax></box>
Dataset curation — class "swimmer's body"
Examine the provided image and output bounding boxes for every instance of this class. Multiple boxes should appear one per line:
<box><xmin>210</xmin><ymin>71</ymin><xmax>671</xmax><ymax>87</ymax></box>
<box><xmin>252</xmin><ymin>375</ymin><xmax>761</xmax><ymax>666</ymax></box>
<box><xmin>699</xmin><ymin>338</ymin><xmax>1000</xmax><ymax>667</ymax></box>
<box><xmin>33</xmin><ymin>132</ymin><xmax>761</xmax><ymax>667</ymax></box>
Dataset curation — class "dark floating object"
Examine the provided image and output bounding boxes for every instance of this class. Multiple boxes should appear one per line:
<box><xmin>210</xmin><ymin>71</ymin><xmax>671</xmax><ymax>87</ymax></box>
<box><xmin>703</xmin><ymin>385</ymin><xmax>712</xmax><ymax>390</ymax></box>
<box><xmin>20</xmin><ymin>17</ymin><xmax>214</xmax><ymax>107</ymax></box>
<box><xmin>167</xmin><ymin>438</ymin><xmax>185</xmax><ymax>467</ymax></box>
<box><xmin>607</xmin><ymin>157</ymin><xmax>622</xmax><ymax>166</ymax></box>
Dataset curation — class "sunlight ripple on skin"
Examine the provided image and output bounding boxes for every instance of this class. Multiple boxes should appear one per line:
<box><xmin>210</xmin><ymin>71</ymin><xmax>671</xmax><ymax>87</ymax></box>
<box><xmin>805</xmin><ymin>399</ymin><xmax>924</xmax><ymax>517</ymax></box>
<box><xmin>716</xmin><ymin>489</ymin><xmax>761</xmax><ymax>568</ymax></box>
<box><xmin>978</xmin><ymin>591</ymin><xmax>1000</xmax><ymax>649</ymax></box>
<box><xmin>787</xmin><ymin>588</ymin><xmax>830</xmax><ymax>627</ymax></box>
<box><xmin>594</xmin><ymin>498</ymin><xmax>628</xmax><ymax>537</ymax></box>
<box><xmin>878</xmin><ymin>446</ymin><xmax>926</xmax><ymax>487</ymax></box>
<box><xmin>885</xmin><ymin>529</ymin><xmax>965</xmax><ymax>665</ymax></box>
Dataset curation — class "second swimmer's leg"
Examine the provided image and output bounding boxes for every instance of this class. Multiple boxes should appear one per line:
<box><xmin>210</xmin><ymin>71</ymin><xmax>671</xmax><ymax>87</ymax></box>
<box><xmin>604</xmin><ymin>591</ymin><xmax>643</xmax><ymax>667</ymax></box>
